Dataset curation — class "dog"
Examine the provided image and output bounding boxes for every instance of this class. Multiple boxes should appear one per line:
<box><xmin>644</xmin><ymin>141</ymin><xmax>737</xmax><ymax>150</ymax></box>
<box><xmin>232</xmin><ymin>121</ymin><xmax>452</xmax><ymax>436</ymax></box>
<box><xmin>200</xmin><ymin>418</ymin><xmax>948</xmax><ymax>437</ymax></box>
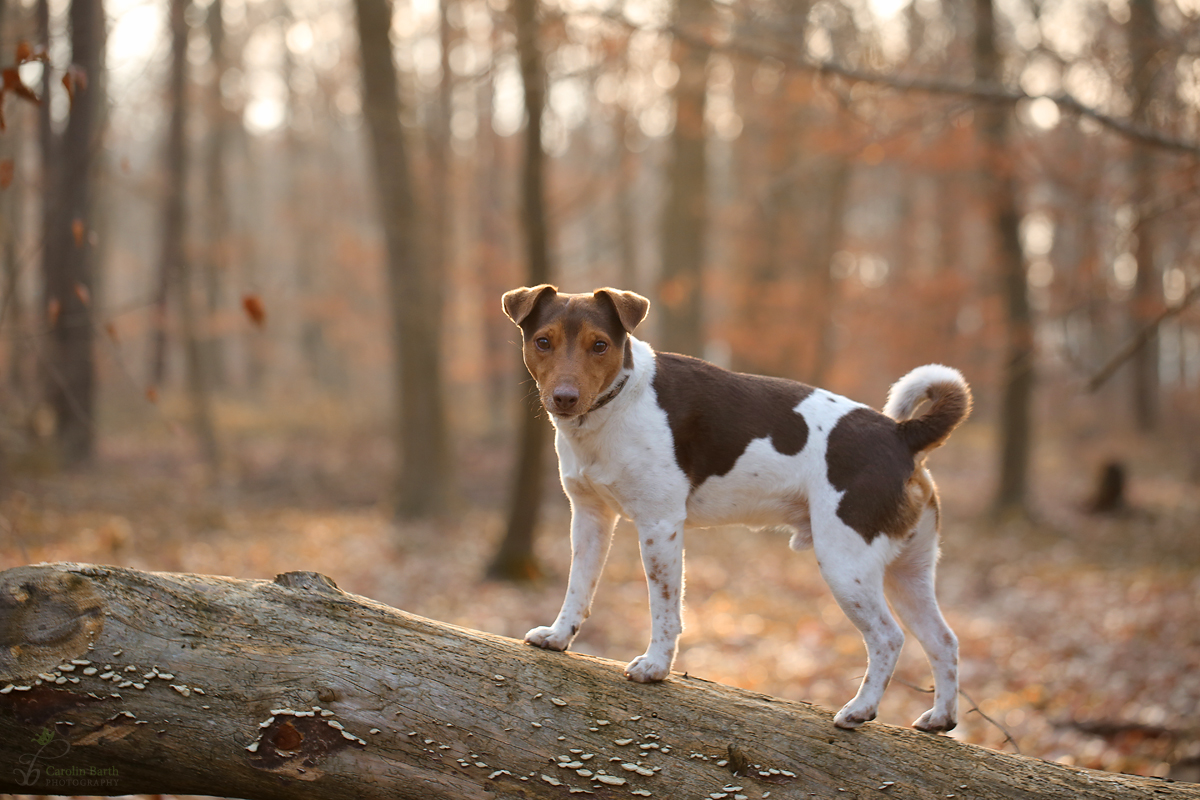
<box><xmin>503</xmin><ymin>284</ymin><xmax>972</xmax><ymax>732</ymax></box>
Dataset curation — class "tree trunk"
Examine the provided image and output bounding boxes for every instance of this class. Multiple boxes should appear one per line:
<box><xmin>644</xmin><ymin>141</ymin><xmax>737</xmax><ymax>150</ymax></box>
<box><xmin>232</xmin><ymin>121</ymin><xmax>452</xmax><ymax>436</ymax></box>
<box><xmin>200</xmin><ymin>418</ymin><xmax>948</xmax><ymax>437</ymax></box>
<box><xmin>1</xmin><ymin>96</ymin><xmax>24</xmax><ymax>396</ymax></box>
<box><xmin>153</xmin><ymin>0</ymin><xmax>220</xmax><ymax>469</ymax></box>
<box><xmin>974</xmin><ymin>0</ymin><xmax>1032</xmax><ymax>517</ymax></box>
<box><xmin>283</xmin><ymin>0</ymin><xmax>326</xmax><ymax>389</ymax></box>
<box><xmin>36</xmin><ymin>0</ymin><xmax>56</xmax><ymax>405</ymax></box>
<box><xmin>1127</xmin><ymin>0</ymin><xmax>1160</xmax><ymax>432</ymax></box>
<box><xmin>658</xmin><ymin>0</ymin><xmax>710</xmax><ymax>357</ymax></box>
<box><xmin>147</xmin><ymin>0</ymin><xmax>186</xmax><ymax>390</ymax></box>
<box><xmin>201</xmin><ymin>0</ymin><xmax>233</xmax><ymax>389</ymax></box>
<box><xmin>0</xmin><ymin>0</ymin><xmax>19</xmax><ymax>388</ymax></box>
<box><xmin>473</xmin><ymin>53</ymin><xmax>511</xmax><ymax>438</ymax></box>
<box><xmin>730</xmin><ymin>68</ymin><xmax>789</xmax><ymax>377</ymax></box>
<box><xmin>805</xmin><ymin>159</ymin><xmax>851</xmax><ymax>387</ymax></box>
<box><xmin>40</xmin><ymin>0</ymin><xmax>104</xmax><ymax>467</ymax></box>
<box><xmin>489</xmin><ymin>0</ymin><xmax>551</xmax><ymax>581</ymax></box>
<box><xmin>1</xmin><ymin>562</ymin><xmax>1196</xmax><ymax>800</ymax></box>
<box><xmin>613</xmin><ymin>103</ymin><xmax>640</xmax><ymax>293</ymax></box>
<box><xmin>353</xmin><ymin>0</ymin><xmax>452</xmax><ymax>519</ymax></box>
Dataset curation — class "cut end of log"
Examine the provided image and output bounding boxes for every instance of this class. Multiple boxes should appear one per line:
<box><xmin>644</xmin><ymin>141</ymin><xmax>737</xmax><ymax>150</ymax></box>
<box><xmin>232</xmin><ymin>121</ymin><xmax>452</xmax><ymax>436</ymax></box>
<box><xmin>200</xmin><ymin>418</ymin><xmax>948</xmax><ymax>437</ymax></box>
<box><xmin>0</xmin><ymin>565</ymin><xmax>105</xmax><ymax>681</ymax></box>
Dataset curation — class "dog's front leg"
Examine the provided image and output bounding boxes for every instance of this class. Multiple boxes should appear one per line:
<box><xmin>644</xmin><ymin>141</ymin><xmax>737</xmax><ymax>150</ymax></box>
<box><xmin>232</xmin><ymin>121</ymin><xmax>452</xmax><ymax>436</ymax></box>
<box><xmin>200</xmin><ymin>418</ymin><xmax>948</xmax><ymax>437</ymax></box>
<box><xmin>624</xmin><ymin>519</ymin><xmax>685</xmax><ymax>683</ymax></box>
<box><xmin>525</xmin><ymin>494</ymin><xmax>618</xmax><ymax>652</ymax></box>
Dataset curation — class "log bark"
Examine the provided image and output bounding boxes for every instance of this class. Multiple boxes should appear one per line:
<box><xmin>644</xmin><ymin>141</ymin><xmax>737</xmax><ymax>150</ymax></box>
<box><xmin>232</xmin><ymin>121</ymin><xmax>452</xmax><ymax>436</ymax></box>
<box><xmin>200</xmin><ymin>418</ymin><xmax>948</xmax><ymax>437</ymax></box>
<box><xmin>1</xmin><ymin>562</ymin><xmax>1196</xmax><ymax>800</ymax></box>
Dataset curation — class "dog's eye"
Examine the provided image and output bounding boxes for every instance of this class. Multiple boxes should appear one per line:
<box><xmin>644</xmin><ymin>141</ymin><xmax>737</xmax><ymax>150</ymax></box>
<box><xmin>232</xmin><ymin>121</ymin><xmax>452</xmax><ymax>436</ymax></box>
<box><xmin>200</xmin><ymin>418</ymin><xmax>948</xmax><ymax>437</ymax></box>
<box><xmin>535</xmin><ymin>337</ymin><xmax>551</xmax><ymax>351</ymax></box>
<box><xmin>592</xmin><ymin>340</ymin><xmax>609</xmax><ymax>354</ymax></box>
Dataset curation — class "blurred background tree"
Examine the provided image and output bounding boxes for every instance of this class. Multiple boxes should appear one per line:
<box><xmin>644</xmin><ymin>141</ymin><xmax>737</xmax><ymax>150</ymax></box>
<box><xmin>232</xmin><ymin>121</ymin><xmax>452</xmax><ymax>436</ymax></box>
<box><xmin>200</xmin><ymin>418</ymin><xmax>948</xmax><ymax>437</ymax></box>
<box><xmin>0</xmin><ymin>0</ymin><xmax>1195</xmax><ymax>530</ymax></box>
<box><xmin>488</xmin><ymin>0</ymin><xmax>553</xmax><ymax>580</ymax></box>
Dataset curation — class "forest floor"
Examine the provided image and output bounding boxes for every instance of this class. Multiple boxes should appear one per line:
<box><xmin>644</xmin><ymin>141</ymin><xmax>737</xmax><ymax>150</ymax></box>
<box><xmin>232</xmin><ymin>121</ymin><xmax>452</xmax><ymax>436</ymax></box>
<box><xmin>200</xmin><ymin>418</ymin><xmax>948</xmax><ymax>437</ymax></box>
<box><xmin>2</xmin><ymin>416</ymin><xmax>1199</xmax><ymax>796</ymax></box>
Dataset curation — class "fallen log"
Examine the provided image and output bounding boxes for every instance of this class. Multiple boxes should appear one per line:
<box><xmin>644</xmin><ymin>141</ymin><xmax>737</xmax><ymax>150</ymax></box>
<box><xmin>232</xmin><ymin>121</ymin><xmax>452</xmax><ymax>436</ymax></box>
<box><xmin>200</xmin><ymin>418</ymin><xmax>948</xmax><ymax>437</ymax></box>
<box><xmin>0</xmin><ymin>562</ymin><xmax>1194</xmax><ymax>800</ymax></box>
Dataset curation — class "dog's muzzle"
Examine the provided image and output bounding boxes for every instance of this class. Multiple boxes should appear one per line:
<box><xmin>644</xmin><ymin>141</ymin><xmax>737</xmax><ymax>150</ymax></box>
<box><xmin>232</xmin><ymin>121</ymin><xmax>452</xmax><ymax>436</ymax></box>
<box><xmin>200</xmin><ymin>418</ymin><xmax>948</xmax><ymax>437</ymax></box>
<box><xmin>545</xmin><ymin>376</ymin><xmax>629</xmax><ymax>419</ymax></box>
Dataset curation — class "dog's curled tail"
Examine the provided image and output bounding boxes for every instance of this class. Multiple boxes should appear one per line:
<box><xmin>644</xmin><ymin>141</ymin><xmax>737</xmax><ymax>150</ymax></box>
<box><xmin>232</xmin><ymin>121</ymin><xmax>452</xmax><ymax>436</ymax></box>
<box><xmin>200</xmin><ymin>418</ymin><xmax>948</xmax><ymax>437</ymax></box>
<box><xmin>884</xmin><ymin>364</ymin><xmax>973</xmax><ymax>456</ymax></box>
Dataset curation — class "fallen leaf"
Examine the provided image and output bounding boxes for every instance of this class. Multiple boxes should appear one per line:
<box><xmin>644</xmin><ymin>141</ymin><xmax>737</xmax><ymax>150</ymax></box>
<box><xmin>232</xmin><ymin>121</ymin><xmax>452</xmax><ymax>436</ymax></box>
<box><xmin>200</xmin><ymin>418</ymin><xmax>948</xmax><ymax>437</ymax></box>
<box><xmin>14</xmin><ymin>42</ymin><xmax>47</xmax><ymax>64</ymax></box>
<box><xmin>2</xmin><ymin>66</ymin><xmax>39</xmax><ymax>104</ymax></box>
<box><xmin>62</xmin><ymin>65</ymin><xmax>88</xmax><ymax>109</ymax></box>
<box><xmin>72</xmin><ymin>218</ymin><xmax>86</xmax><ymax>248</ymax></box>
<box><xmin>145</xmin><ymin>386</ymin><xmax>159</xmax><ymax>404</ymax></box>
<box><xmin>0</xmin><ymin>160</ymin><xmax>13</xmax><ymax>189</ymax></box>
<box><xmin>46</xmin><ymin>296</ymin><xmax>61</xmax><ymax>328</ymax></box>
<box><xmin>73</xmin><ymin>282</ymin><xmax>90</xmax><ymax>306</ymax></box>
<box><xmin>242</xmin><ymin>294</ymin><xmax>267</xmax><ymax>328</ymax></box>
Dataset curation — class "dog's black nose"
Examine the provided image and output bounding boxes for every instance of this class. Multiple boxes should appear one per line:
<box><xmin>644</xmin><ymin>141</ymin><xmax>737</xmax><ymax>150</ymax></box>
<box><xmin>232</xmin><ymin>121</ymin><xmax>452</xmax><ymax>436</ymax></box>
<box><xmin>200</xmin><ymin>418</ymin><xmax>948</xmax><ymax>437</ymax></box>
<box><xmin>552</xmin><ymin>387</ymin><xmax>579</xmax><ymax>413</ymax></box>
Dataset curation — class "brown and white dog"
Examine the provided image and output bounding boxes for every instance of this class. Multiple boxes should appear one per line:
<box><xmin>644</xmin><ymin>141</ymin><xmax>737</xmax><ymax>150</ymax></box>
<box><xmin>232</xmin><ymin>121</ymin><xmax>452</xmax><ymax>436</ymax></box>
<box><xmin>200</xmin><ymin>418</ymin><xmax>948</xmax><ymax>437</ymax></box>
<box><xmin>504</xmin><ymin>284</ymin><xmax>972</xmax><ymax>731</ymax></box>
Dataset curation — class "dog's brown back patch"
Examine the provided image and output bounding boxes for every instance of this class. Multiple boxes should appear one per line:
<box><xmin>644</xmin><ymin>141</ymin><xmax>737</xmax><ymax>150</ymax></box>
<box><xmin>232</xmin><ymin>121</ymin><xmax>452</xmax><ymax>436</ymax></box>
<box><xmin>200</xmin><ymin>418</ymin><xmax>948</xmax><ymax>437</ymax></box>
<box><xmin>827</xmin><ymin>407</ymin><xmax>924</xmax><ymax>542</ymax></box>
<box><xmin>652</xmin><ymin>352</ymin><xmax>812</xmax><ymax>489</ymax></box>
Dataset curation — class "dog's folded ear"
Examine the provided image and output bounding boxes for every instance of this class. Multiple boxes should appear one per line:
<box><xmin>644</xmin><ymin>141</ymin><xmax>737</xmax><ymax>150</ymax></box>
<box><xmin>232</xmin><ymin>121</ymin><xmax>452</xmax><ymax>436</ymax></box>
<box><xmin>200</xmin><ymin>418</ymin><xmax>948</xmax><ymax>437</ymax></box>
<box><xmin>502</xmin><ymin>284</ymin><xmax>558</xmax><ymax>326</ymax></box>
<box><xmin>595</xmin><ymin>288</ymin><xmax>650</xmax><ymax>333</ymax></box>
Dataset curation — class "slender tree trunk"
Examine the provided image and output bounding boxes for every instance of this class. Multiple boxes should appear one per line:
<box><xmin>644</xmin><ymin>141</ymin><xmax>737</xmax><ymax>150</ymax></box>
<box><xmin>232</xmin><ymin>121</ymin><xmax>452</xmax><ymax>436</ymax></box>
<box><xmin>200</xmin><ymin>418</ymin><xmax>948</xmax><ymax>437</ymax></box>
<box><xmin>147</xmin><ymin>0</ymin><xmax>187</xmax><ymax>390</ymax></box>
<box><xmin>155</xmin><ymin>0</ymin><xmax>219</xmax><ymax>469</ymax></box>
<box><xmin>613</xmin><ymin>104</ymin><xmax>639</xmax><ymax>292</ymax></box>
<box><xmin>283</xmin><ymin>1</ymin><xmax>324</xmax><ymax>387</ymax></box>
<box><xmin>975</xmin><ymin>0</ymin><xmax>1032</xmax><ymax>516</ymax></box>
<box><xmin>353</xmin><ymin>0</ymin><xmax>451</xmax><ymax>520</ymax></box>
<box><xmin>40</xmin><ymin>0</ymin><xmax>104</xmax><ymax>467</ymax></box>
<box><xmin>806</xmin><ymin>159</ymin><xmax>851</xmax><ymax>387</ymax></box>
<box><xmin>0</xmin><ymin>215</ymin><xmax>17</xmax><ymax>393</ymax></box>
<box><xmin>489</xmin><ymin>0</ymin><xmax>551</xmax><ymax>581</ymax></box>
<box><xmin>405</xmin><ymin>0</ymin><xmax>454</xmax><ymax>502</ymax></box>
<box><xmin>658</xmin><ymin>0</ymin><xmax>710</xmax><ymax>357</ymax></box>
<box><xmin>475</xmin><ymin>51</ymin><xmax>510</xmax><ymax>437</ymax></box>
<box><xmin>36</xmin><ymin>0</ymin><xmax>56</xmax><ymax>407</ymax></box>
<box><xmin>0</xmin><ymin>0</ymin><xmax>17</xmax><ymax>391</ymax></box>
<box><xmin>201</xmin><ymin>0</ymin><xmax>232</xmax><ymax>389</ymax></box>
<box><xmin>730</xmin><ymin>76</ymin><xmax>786</xmax><ymax>377</ymax></box>
<box><xmin>430</xmin><ymin>0</ymin><xmax>454</xmax><ymax>278</ymax></box>
<box><xmin>1127</xmin><ymin>0</ymin><xmax>1160</xmax><ymax>432</ymax></box>
<box><xmin>0</xmin><ymin>99</ymin><xmax>22</xmax><ymax>396</ymax></box>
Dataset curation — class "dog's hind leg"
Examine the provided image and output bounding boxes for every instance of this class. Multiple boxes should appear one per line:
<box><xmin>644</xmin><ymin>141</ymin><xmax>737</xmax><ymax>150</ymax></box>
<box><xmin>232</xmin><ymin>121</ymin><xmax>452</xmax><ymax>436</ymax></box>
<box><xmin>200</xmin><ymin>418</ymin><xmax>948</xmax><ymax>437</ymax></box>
<box><xmin>525</xmin><ymin>494</ymin><xmax>618</xmax><ymax>652</ymax></box>
<box><xmin>624</xmin><ymin>517</ymin><xmax>686</xmax><ymax>683</ymax></box>
<box><xmin>884</xmin><ymin>506</ymin><xmax>959</xmax><ymax>732</ymax></box>
<box><xmin>813</xmin><ymin>519</ymin><xmax>906</xmax><ymax>729</ymax></box>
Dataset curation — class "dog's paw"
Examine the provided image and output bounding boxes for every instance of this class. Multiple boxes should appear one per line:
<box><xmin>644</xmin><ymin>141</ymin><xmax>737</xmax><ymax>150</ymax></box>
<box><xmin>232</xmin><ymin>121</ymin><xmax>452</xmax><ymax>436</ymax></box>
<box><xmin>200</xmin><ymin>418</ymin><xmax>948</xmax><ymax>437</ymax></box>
<box><xmin>524</xmin><ymin>625</ymin><xmax>573</xmax><ymax>652</ymax></box>
<box><xmin>623</xmin><ymin>652</ymin><xmax>671</xmax><ymax>683</ymax></box>
<box><xmin>833</xmin><ymin>703</ymin><xmax>877</xmax><ymax>730</ymax></box>
<box><xmin>912</xmin><ymin>708</ymin><xmax>957</xmax><ymax>733</ymax></box>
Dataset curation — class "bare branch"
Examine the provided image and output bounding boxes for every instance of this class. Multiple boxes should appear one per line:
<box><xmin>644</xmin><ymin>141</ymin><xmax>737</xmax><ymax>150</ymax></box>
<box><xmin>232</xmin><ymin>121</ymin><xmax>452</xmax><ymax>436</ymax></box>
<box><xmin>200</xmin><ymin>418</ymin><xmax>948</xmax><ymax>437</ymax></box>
<box><xmin>748</xmin><ymin>47</ymin><xmax>1200</xmax><ymax>157</ymax></box>
<box><xmin>897</xmin><ymin>678</ymin><xmax>1021</xmax><ymax>754</ymax></box>
<box><xmin>1085</xmin><ymin>281</ymin><xmax>1200</xmax><ymax>392</ymax></box>
<box><xmin>586</xmin><ymin>9</ymin><xmax>1200</xmax><ymax>158</ymax></box>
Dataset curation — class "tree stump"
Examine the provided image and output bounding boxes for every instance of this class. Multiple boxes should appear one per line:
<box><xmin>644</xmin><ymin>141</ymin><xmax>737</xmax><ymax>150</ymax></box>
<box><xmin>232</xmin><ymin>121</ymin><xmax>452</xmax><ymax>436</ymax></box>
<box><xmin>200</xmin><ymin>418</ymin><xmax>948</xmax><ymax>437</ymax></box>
<box><xmin>1086</xmin><ymin>460</ymin><xmax>1127</xmax><ymax>514</ymax></box>
<box><xmin>1</xmin><ymin>562</ymin><xmax>1196</xmax><ymax>799</ymax></box>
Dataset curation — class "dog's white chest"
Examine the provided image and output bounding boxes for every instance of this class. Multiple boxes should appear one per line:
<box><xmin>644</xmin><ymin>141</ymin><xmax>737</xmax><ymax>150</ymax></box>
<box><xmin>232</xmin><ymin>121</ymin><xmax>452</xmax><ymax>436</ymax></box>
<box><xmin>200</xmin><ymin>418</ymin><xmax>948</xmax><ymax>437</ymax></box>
<box><xmin>556</xmin><ymin>431</ymin><xmax>631</xmax><ymax>517</ymax></box>
<box><xmin>554</xmin><ymin>393</ymin><xmax>685</xmax><ymax>521</ymax></box>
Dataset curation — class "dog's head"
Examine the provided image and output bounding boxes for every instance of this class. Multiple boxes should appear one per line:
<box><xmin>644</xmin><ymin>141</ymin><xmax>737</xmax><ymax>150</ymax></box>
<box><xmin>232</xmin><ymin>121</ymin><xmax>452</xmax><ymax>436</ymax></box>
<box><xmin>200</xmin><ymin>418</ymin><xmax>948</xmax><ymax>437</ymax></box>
<box><xmin>502</xmin><ymin>285</ymin><xmax>649</xmax><ymax>419</ymax></box>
